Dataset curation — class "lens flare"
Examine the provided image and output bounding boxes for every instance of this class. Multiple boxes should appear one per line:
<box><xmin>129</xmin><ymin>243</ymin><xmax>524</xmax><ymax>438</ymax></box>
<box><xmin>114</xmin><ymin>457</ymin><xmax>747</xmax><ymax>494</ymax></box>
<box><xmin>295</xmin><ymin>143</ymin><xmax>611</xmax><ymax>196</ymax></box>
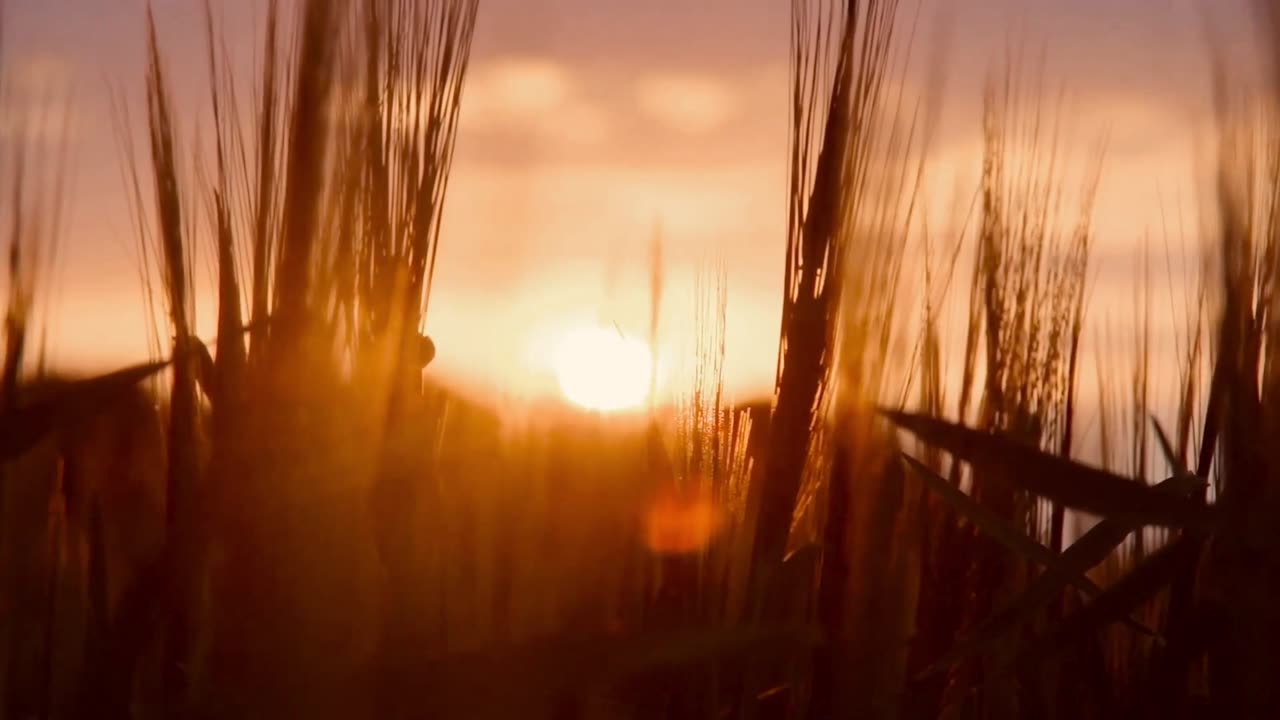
<box><xmin>644</xmin><ymin>488</ymin><xmax>722</xmax><ymax>555</ymax></box>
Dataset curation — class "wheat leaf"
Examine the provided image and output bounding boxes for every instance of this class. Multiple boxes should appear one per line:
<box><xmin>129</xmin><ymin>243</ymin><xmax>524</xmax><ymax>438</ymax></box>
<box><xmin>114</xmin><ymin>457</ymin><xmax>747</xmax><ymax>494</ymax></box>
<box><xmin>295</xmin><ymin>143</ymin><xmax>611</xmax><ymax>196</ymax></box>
<box><xmin>0</xmin><ymin>360</ymin><xmax>170</xmax><ymax>460</ymax></box>
<box><xmin>883</xmin><ymin>410</ymin><xmax>1212</xmax><ymax>528</ymax></box>
<box><xmin>1151</xmin><ymin>416</ymin><xmax>1187</xmax><ymax>476</ymax></box>
<box><xmin>1019</xmin><ymin>534</ymin><xmax>1196</xmax><ymax>664</ymax></box>
<box><xmin>901</xmin><ymin>454</ymin><xmax>1095</xmax><ymax>590</ymax></box>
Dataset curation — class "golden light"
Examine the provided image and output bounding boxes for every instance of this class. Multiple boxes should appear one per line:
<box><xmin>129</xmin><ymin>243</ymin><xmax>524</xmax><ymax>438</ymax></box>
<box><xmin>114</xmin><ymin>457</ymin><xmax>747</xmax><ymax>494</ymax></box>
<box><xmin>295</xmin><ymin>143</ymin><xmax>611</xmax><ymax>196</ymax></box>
<box><xmin>550</xmin><ymin>325</ymin><xmax>653</xmax><ymax>411</ymax></box>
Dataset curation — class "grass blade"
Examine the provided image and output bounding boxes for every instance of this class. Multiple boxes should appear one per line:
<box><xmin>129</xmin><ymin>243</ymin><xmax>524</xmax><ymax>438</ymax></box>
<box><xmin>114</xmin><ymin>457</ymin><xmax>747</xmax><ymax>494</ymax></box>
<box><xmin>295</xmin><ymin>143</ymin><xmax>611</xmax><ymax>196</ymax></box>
<box><xmin>1151</xmin><ymin>416</ymin><xmax>1188</xmax><ymax>476</ymax></box>
<box><xmin>924</xmin><ymin>535</ymin><xmax>1195</xmax><ymax>704</ymax></box>
<box><xmin>915</xmin><ymin>472</ymin><xmax>1203</xmax><ymax>679</ymax></box>
<box><xmin>901</xmin><ymin>454</ymin><xmax>1099</xmax><ymax>592</ymax></box>
<box><xmin>0</xmin><ymin>360</ymin><xmax>169</xmax><ymax>460</ymax></box>
<box><xmin>883</xmin><ymin>410</ymin><xmax>1212</xmax><ymax>528</ymax></box>
<box><xmin>1019</xmin><ymin>534</ymin><xmax>1197</xmax><ymax>664</ymax></box>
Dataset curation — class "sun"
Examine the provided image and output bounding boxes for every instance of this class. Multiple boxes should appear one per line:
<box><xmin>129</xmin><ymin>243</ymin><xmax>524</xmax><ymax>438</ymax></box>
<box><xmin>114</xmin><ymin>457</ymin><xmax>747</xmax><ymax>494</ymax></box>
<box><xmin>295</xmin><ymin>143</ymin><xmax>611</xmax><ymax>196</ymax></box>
<box><xmin>550</xmin><ymin>325</ymin><xmax>653</xmax><ymax>411</ymax></box>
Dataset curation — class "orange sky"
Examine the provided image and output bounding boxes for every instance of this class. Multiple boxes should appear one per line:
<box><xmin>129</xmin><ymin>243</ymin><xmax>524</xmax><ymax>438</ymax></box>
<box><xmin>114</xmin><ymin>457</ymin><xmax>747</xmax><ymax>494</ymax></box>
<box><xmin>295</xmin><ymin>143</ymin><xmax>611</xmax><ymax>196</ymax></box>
<box><xmin>0</xmin><ymin>0</ymin><xmax>1258</xmax><ymax>410</ymax></box>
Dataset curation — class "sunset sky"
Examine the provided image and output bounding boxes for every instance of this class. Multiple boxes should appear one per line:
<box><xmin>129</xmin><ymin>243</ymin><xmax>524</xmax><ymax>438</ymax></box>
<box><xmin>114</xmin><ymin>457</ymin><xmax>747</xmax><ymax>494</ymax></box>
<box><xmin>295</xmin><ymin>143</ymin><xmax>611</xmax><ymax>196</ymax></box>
<box><xmin>1</xmin><ymin>0</ymin><xmax>1256</xmax><ymax>408</ymax></box>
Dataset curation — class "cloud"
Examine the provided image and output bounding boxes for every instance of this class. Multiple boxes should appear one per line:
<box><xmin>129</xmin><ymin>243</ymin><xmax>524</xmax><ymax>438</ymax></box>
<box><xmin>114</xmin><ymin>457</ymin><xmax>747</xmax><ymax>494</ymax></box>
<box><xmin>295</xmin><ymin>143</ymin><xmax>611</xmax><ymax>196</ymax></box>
<box><xmin>460</xmin><ymin>56</ymin><xmax>610</xmax><ymax>147</ymax></box>
<box><xmin>634</xmin><ymin>72</ymin><xmax>738</xmax><ymax>135</ymax></box>
<box><xmin>469</xmin><ymin>57</ymin><xmax>570</xmax><ymax>115</ymax></box>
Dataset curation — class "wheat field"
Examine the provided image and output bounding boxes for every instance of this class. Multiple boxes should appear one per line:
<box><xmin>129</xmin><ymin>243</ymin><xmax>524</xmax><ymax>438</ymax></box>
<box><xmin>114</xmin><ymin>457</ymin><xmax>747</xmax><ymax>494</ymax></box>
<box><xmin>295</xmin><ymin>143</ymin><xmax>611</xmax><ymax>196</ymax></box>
<box><xmin>0</xmin><ymin>0</ymin><xmax>1278</xmax><ymax>718</ymax></box>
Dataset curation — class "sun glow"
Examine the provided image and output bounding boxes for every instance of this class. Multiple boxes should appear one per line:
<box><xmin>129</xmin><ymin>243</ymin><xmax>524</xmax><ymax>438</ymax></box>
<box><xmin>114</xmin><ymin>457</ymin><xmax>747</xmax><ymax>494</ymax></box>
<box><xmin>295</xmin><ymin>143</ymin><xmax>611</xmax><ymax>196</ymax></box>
<box><xmin>550</xmin><ymin>325</ymin><xmax>654</xmax><ymax>411</ymax></box>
